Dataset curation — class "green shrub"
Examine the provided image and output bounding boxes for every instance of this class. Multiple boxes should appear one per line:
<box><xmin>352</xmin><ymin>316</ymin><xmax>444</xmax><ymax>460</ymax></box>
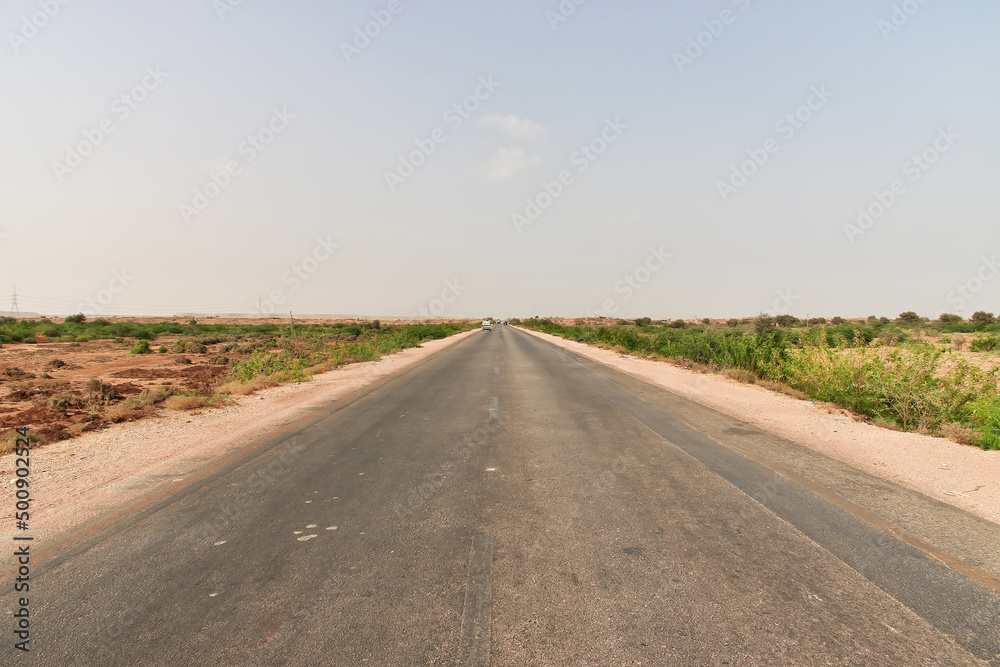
<box><xmin>64</xmin><ymin>313</ymin><xmax>86</xmax><ymax>324</ymax></box>
<box><xmin>971</xmin><ymin>312</ymin><xmax>996</xmax><ymax>327</ymax></box>
<box><xmin>971</xmin><ymin>336</ymin><xmax>997</xmax><ymax>352</ymax></box>
<box><xmin>130</xmin><ymin>340</ymin><xmax>151</xmax><ymax>354</ymax></box>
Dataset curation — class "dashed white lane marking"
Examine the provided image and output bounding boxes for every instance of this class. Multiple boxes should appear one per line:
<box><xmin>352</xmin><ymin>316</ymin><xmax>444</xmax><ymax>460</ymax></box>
<box><xmin>326</xmin><ymin>526</ymin><xmax>338</xmax><ymax>531</ymax></box>
<box><xmin>306</xmin><ymin>524</ymin><xmax>317</xmax><ymax>529</ymax></box>
<box><xmin>297</xmin><ymin>534</ymin><xmax>318</xmax><ymax>542</ymax></box>
<box><xmin>213</xmin><ymin>541</ymin><xmax>226</xmax><ymax>546</ymax></box>
<box><xmin>293</xmin><ymin>531</ymin><xmax>303</xmax><ymax>535</ymax></box>
<box><xmin>489</xmin><ymin>397</ymin><xmax>499</xmax><ymax>420</ymax></box>
<box><xmin>494</xmin><ymin>367</ymin><xmax>499</xmax><ymax>375</ymax></box>
<box><xmin>305</xmin><ymin>500</ymin><xmax>313</xmax><ymax>503</ymax></box>
<box><xmin>486</xmin><ymin>468</ymin><xmax>496</xmax><ymax>472</ymax></box>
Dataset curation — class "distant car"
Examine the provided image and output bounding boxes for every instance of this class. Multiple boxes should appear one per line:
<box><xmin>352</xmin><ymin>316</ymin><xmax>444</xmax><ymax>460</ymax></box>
<box><xmin>482</xmin><ymin>320</ymin><xmax>492</xmax><ymax>331</ymax></box>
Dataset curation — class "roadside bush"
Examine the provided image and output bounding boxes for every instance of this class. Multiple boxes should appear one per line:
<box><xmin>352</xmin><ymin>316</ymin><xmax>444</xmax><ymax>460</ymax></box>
<box><xmin>754</xmin><ymin>314</ymin><xmax>776</xmax><ymax>336</ymax></box>
<box><xmin>898</xmin><ymin>311</ymin><xmax>920</xmax><ymax>324</ymax></box>
<box><xmin>170</xmin><ymin>340</ymin><xmax>187</xmax><ymax>353</ymax></box>
<box><xmin>186</xmin><ymin>342</ymin><xmax>208</xmax><ymax>354</ymax></box>
<box><xmin>8</xmin><ymin>384</ymin><xmax>35</xmax><ymax>400</ymax></box>
<box><xmin>130</xmin><ymin>340</ymin><xmax>151</xmax><ymax>354</ymax></box>
<box><xmin>48</xmin><ymin>394</ymin><xmax>78</xmax><ymax>411</ymax></box>
<box><xmin>122</xmin><ymin>387</ymin><xmax>174</xmax><ymax>409</ymax></box>
<box><xmin>64</xmin><ymin>313</ymin><xmax>86</xmax><ymax>324</ymax></box>
<box><xmin>971</xmin><ymin>336</ymin><xmax>998</xmax><ymax>352</ymax></box>
<box><xmin>938</xmin><ymin>313</ymin><xmax>964</xmax><ymax>325</ymax></box>
<box><xmin>87</xmin><ymin>379</ymin><xmax>118</xmax><ymax>402</ymax></box>
<box><xmin>971</xmin><ymin>311</ymin><xmax>996</xmax><ymax>327</ymax></box>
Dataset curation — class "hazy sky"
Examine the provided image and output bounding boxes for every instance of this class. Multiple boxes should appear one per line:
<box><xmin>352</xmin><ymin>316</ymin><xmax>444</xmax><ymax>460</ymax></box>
<box><xmin>2</xmin><ymin>0</ymin><xmax>998</xmax><ymax>319</ymax></box>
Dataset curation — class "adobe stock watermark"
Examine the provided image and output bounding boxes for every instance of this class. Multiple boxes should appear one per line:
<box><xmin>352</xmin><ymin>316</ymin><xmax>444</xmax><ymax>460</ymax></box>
<box><xmin>411</xmin><ymin>278</ymin><xmax>466</xmax><ymax>318</ymax></box>
<box><xmin>717</xmin><ymin>85</ymin><xmax>833</xmax><ymax>203</ymax></box>
<box><xmin>877</xmin><ymin>0</ymin><xmax>932</xmax><ymax>41</ymax></box>
<box><xmin>51</xmin><ymin>66</ymin><xmax>169</xmax><ymax>183</ymax></box>
<box><xmin>843</xmin><ymin>126</ymin><xmax>959</xmax><ymax>244</ymax></box>
<box><xmin>672</xmin><ymin>0</ymin><xmax>753</xmax><ymax>74</ymax></box>
<box><xmin>179</xmin><ymin>107</ymin><xmax>295</xmax><ymax>223</ymax></box>
<box><xmin>340</xmin><ymin>0</ymin><xmax>415</xmax><ymax>63</ymax></box>
<box><xmin>940</xmin><ymin>255</ymin><xmax>999</xmax><ymax>315</ymax></box>
<box><xmin>511</xmin><ymin>117</ymin><xmax>627</xmax><ymax>233</ymax></box>
<box><xmin>584</xmin><ymin>246</ymin><xmax>671</xmax><ymax>318</ymax></box>
<box><xmin>256</xmin><ymin>235</ymin><xmax>340</xmax><ymax>315</ymax></box>
<box><xmin>384</xmin><ymin>75</ymin><xmax>501</xmax><ymax>192</ymax></box>
<box><xmin>213</xmin><ymin>0</ymin><xmax>246</xmax><ymax>21</ymax></box>
<box><xmin>7</xmin><ymin>0</ymin><xmax>73</xmax><ymax>53</ymax></box>
<box><xmin>545</xmin><ymin>0</ymin><xmax>589</xmax><ymax>31</ymax></box>
<box><xmin>76</xmin><ymin>269</ymin><xmax>135</xmax><ymax>316</ymax></box>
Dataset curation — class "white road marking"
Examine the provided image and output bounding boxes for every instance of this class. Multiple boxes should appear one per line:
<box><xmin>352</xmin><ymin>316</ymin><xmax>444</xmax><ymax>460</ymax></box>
<box><xmin>489</xmin><ymin>397</ymin><xmax>499</xmax><ymax>420</ymax></box>
<box><xmin>297</xmin><ymin>534</ymin><xmax>318</xmax><ymax>542</ymax></box>
<box><xmin>213</xmin><ymin>541</ymin><xmax>226</xmax><ymax>546</ymax></box>
<box><xmin>326</xmin><ymin>526</ymin><xmax>338</xmax><ymax>531</ymax></box>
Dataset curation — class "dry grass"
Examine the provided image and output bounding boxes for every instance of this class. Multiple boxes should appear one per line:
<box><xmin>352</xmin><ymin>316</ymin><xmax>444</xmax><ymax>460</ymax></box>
<box><xmin>102</xmin><ymin>405</ymin><xmax>147</xmax><ymax>423</ymax></box>
<box><xmin>0</xmin><ymin>430</ymin><xmax>38</xmax><ymax>455</ymax></box>
<box><xmin>161</xmin><ymin>395</ymin><xmax>209</xmax><ymax>411</ymax></box>
<box><xmin>215</xmin><ymin>374</ymin><xmax>283</xmax><ymax>396</ymax></box>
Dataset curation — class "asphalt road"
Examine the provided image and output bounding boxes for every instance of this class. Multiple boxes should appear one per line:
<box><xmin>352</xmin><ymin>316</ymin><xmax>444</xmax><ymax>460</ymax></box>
<box><xmin>7</xmin><ymin>325</ymin><xmax>1000</xmax><ymax>666</ymax></box>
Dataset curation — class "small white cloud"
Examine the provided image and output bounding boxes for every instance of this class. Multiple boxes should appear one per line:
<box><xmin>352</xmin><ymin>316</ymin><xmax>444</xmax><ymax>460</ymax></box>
<box><xmin>479</xmin><ymin>115</ymin><xmax>549</xmax><ymax>141</ymax></box>
<box><xmin>483</xmin><ymin>147</ymin><xmax>541</xmax><ymax>182</ymax></box>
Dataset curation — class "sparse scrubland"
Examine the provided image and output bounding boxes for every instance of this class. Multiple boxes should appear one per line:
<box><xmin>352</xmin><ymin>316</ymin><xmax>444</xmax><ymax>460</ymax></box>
<box><xmin>515</xmin><ymin>313</ymin><xmax>1000</xmax><ymax>450</ymax></box>
<box><xmin>0</xmin><ymin>316</ymin><xmax>474</xmax><ymax>450</ymax></box>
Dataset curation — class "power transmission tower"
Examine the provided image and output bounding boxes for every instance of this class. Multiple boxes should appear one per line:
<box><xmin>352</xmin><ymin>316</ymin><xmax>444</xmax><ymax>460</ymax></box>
<box><xmin>10</xmin><ymin>286</ymin><xmax>19</xmax><ymax>316</ymax></box>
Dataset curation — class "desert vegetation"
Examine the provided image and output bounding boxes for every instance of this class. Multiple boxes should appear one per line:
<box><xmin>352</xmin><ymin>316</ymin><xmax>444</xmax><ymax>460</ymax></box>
<box><xmin>515</xmin><ymin>313</ymin><xmax>1000</xmax><ymax>450</ymax></box>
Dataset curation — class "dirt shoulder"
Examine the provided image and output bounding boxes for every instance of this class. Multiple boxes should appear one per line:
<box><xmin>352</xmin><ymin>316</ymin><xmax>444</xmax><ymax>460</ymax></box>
<box><xmin>0</xmin><ymin>329</ymin><xmax>479</xmax><ymax>547</ymax></box>
<box><xmin>520</xmin><ymin>328</ymin><xmax>1000</xmax><ymax>525</ymax></box>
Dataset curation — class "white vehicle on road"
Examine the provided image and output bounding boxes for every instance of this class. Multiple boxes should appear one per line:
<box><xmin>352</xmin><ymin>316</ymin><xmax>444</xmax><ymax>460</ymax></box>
<box><xmin>482</xmin><ymin>320</ymin><xmax>492</xmax><ymax>331</ymax></box>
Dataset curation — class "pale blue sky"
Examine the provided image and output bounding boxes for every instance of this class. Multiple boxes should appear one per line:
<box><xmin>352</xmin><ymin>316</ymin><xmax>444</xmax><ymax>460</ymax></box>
<box><xmin>2</xmin><ymin>0</ymin><xmax>998</xmax><ymax>319</ymax></box>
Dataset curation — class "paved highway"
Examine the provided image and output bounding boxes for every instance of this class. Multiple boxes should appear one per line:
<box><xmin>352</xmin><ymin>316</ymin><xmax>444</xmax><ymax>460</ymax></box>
<box><xmin>8</xmin><ymin>325</ymin><xmax>1000</xmax><ymax>665</ymax></box>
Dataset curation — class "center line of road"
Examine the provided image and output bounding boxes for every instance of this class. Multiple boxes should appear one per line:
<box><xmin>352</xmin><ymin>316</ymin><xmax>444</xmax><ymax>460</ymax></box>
<box><xmin>489</xmin><ymin>396</ymin><xmax>499</xmax><ymax>420</ymax></box>
<box><xmin>456</xmin><ymin>533</ymin><xmax>495</xmax><ymax>667</ymax></box>
<box><xmin>494</xmin><ymin>367</ymin><xmax>499</xmax><ymax>375</ymax></box>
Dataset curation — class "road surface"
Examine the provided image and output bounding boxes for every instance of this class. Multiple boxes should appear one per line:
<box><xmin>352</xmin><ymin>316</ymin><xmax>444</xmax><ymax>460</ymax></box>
<box><xmin>7</xmin><ymin>325</ymin><xmax>1000</xmax><ymax>665</ymax></box>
